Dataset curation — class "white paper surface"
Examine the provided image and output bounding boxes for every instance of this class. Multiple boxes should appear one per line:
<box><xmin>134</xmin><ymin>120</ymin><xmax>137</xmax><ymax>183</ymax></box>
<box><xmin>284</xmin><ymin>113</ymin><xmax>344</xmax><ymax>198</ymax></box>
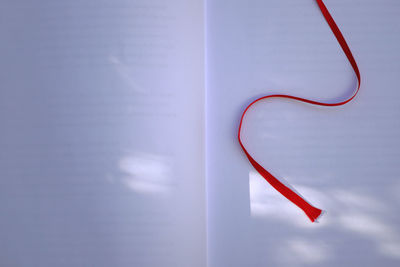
<box><xmin>207</xmin><ymin>0</ymin><xmax>400</xmax><ymax>266</ymax></box>
<box><xmin>0</xmin><ymin>0</ymin><xmax>205</xmax><ymax>266</ymax></box>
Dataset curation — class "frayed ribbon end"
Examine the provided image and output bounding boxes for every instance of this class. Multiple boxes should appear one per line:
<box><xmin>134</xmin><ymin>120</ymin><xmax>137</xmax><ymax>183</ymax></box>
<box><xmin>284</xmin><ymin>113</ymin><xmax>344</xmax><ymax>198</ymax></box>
<box><xmin>306</xmin><ymin>207</ymin><xmax>324</xmax><ymax>223</ymax></box>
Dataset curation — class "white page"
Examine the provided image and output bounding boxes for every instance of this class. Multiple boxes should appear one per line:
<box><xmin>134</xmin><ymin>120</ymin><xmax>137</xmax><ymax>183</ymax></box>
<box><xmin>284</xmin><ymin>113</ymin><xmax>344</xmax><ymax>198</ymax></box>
<box><xmin>0</xmin><ymin>0</ymin><xmax>205</xmax><ymax>266</ymax></box>
<box><xmin>207</xmin><ymin>0</ymin><xmax>400</xmax><ymax>266</ymax></box>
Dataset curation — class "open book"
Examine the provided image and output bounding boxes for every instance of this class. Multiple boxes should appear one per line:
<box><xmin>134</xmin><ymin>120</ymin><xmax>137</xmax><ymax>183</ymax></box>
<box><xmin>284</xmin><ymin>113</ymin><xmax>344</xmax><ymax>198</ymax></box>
<box><xmin>1</xmin><ymin>0</ymin><xmax>400</xmax><ymax>266</ymax></box>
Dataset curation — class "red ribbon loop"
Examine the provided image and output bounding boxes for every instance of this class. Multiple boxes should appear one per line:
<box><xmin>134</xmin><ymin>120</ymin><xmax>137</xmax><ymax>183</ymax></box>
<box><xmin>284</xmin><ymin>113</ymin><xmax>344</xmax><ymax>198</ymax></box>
<box><xmin>238</xmin><ymin>0</ymin><xmax>361</xmax><ymax>222</ymax></box>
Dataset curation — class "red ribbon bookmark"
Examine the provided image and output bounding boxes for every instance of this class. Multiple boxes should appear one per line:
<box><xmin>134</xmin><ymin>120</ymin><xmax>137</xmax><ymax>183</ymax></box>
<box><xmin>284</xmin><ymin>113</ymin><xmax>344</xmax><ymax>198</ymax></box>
<box><xmin>238</xmin><ymin>0</ymin><xmax>361</xmax><ymax>222</ymax></box>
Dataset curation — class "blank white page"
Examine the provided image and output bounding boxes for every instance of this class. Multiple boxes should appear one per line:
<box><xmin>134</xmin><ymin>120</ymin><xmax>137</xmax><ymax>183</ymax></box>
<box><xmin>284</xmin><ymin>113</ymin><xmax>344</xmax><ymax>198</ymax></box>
<box><xmin>207</xmin><ymin>0</ymin><xmax>400</xmax><ymax>266</ymax></box>
<box><xmin>0</xmin><ymin>0</ymin><xmax>205</xmax><ymax>266</ymax></box>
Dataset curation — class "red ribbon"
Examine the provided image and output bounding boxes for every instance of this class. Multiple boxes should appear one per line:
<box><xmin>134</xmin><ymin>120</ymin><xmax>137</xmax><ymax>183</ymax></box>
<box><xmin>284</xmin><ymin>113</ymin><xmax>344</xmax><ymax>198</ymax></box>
<box><xmin>238</xmin><ymin>0</ymin><xmax>361</xmax><ymax>222</ymax></box>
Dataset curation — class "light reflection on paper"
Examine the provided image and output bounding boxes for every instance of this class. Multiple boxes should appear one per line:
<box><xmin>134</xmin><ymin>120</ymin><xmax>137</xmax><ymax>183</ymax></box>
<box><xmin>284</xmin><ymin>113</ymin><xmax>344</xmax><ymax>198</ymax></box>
<box><xmin>109</xmin><ymin>55</ymin><xmax>146</xmax><ymax>92</ymax></box>
<box><xmin>118</xmin><ymin>153</ymin><xmax>173</xmax><ymax>194</ymax></box>
<box><xmin>277</xmin><ymin>239</ymin><xmax>331</xmax><ymax>265</ymax></box>
<box><xmin>379</xmin><ymin>242</ymin><xmax>400</xmax><ymax>259</ymax></box>
<box><xmin>249</xmin><ymin>171</ymin><xmax>400</xmax><ymax>260</ymax></box>
<box><xmin>249</xmin><ymin>170</ymin><xmax>330</xmax><ymax>228</ymax></box>
<box><xmin>332</xmin><ymin>189</ymin><xmax>387</xmax><ymax>212</ymax></box>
